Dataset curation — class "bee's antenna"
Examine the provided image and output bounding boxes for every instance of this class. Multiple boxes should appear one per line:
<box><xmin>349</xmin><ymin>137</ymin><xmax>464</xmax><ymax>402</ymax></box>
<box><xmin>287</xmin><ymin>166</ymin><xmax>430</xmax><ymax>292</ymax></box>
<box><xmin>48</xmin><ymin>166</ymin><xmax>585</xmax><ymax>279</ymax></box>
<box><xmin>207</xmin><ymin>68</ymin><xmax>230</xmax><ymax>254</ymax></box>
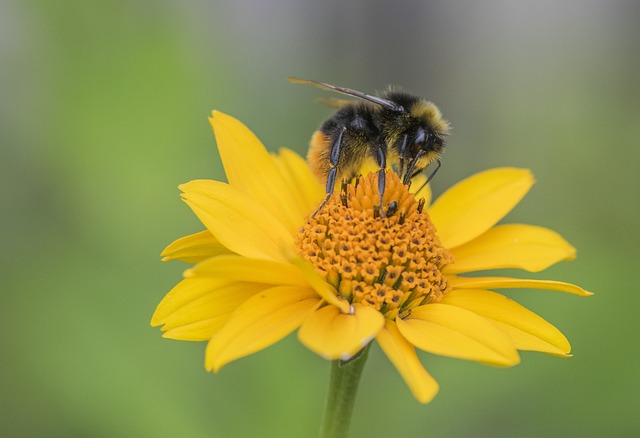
<box><xmin>426</xmin><ymin>159</ymin><xmax>442</xmax><ymax>184</ymax></box>
<box><xmin>414</xmin><ymin>159</ymin><xmax>442</xmax><ymax>195</ymax></box>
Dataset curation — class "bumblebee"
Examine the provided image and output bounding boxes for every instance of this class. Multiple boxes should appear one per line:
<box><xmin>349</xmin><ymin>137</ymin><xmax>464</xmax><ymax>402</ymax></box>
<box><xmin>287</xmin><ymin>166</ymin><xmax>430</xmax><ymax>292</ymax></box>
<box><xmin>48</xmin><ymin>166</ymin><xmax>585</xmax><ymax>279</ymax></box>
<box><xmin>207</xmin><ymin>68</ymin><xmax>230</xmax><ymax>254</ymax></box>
<box><xmin>289</xmin><ymin>77</ymin><xmax>450</xmax><ymax>216</ymax></box>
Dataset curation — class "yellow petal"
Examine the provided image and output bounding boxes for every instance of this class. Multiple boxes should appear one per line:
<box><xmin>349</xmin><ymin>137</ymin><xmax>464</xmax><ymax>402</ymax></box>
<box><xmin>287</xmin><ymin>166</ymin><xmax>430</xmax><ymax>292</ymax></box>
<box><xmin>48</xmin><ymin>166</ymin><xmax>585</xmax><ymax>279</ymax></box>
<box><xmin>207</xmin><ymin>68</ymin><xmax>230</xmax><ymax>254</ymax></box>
<box><xmin>449</xmin><ymin>275</ymin><xmax>593</xmax><ymax>296</ymax></box>
<box><xmin>298</xmin><ymin>304</ymin><xmax>384</xmax><ymax>360</ymax></box>
<box><xmin>205</xmin><ymin>286</ymin><xmax>320</xmax><ymax>372</ymax></box>
<box><xmin>163</xmin><ymin>317</ymin><xmax>228</xmax><ymax>341</ymax></box>
<box><xmin>180</xmin><ymin>179</ymin><xmax>292</xmax><ymax>262</ymax></box>
<box><xmin>376</xmin><ymin>320</ymin><xmax>439</xmax><ymax>403</ymax></box>
<box><xmin>160</xmin><ymin>282</ymin><xmax>267</xmax><ymax>334</ymax></box>
<box><xmin>152</xmin><ymin>277</ymin><xmax>233</xmax><ymax>326</ymax></box>
<box><xmin>154</xmin><ymin>257</ymin><xmax>310</xmax><ymax>329</ymax></box>
<box><xmin>161</xmin><ymin>230</ymin><xmax>233</xmax><ymax>263</ymax></box>
<box><xmin>441</xmin><ymin>289</ymin><xmax>571</xmax><ymax>356</ymax></box>
<box><xmin>271</xmin><ymin>148</ymin><xmax>324</xmax><ymax>214</ymax></box>
<box><xmin>396</xmin><ymin>303</ymin><xmax>520</xmax><ymax>366</ymax></box>
<box><xmin>290</xmin><ymin>257</ymin><xmax>351</xmax><ymax>313</ymax></box>
<box><xmin>428</xmin><ymin>168</ymin><xmax>535</xmax><ymax>249</ymax></box>
<box><xmin>186</xmin><ymin>255</ymin><xmax>310</xmax><ymax>288</ymax></box>
<box><xmin>446</xmin><ymin>224</ymin><xmax>576</xmax><ymax>274</ymax></box>
<box><xmin>210</xmin><ymin>111</ymin><xmax>304</xmax><ymax>232</ymax></box>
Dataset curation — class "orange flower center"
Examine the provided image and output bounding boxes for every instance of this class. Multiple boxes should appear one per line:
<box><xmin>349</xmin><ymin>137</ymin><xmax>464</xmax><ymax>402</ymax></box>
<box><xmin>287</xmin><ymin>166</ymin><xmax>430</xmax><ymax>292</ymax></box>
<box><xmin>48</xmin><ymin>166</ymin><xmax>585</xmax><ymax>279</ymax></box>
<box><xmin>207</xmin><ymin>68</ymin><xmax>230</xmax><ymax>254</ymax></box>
<box><xmin>296</xmin><ymin>171</ymin><xmax>455</xmax><ymax>318</ymax></box>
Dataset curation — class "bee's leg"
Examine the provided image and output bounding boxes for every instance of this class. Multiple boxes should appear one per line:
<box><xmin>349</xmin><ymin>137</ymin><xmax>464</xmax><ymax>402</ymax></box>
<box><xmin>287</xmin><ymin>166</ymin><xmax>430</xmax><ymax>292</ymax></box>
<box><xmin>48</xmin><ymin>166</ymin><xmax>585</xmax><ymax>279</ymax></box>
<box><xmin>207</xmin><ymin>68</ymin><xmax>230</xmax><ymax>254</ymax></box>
<box><xmin>377</xmin><ymin>168</ymin><xmax>386</xmax><ymax>216</ymax></box>
<box><xmin>397</xmin><ymin>134</ymin><xmax>409</xmax><ymax>181</ymax></box>
<box><xmin>312</xmin><ymin>127</ymin><xmax>345</xmax><ymax>218</ymax></box>
<box><xmin>403</xmin><ymin>150</ymin><xmax>425</xmax><ymax>185</ymax></box>
<box><xmin>374</xmin><ymin>142</ymin><xmax>387</xmax><ymax>216</ymax></box>
<box><xmin>312</xmin><ymin>170</ymin><xmax>336</xmax><ymax>217</ymax></box>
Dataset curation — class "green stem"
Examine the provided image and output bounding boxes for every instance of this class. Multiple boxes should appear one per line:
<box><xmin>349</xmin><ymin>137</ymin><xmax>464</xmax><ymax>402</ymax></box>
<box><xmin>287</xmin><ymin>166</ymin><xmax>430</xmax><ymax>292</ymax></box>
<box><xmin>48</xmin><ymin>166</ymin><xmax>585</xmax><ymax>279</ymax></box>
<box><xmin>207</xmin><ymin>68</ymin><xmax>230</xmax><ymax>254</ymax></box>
<box><xmin>319</xmin><ymin>344</ymin><xmax>371</xmax><ymax>438</ymax></box>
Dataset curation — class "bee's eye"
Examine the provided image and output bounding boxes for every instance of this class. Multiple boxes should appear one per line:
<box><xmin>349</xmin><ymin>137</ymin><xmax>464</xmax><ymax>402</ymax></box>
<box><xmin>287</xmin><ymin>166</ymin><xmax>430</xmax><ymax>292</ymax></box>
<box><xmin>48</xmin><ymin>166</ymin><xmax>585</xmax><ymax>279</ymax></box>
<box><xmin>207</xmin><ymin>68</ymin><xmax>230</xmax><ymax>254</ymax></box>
<box><xmin>414</xmin><ymin>128</ymin><xmax>426</xmax><ymax>145</ymax></box>
<box><xmin>430</xmin><ymin>134</ymin><xmax>443</xmax><ymax>146</ymax></box>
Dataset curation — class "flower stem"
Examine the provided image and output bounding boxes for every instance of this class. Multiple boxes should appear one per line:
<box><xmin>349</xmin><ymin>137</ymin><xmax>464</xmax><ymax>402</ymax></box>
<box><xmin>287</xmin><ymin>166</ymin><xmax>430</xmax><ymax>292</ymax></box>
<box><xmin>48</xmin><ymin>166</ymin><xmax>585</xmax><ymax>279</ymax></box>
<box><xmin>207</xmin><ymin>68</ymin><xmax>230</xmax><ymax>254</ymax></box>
<box><xmin>319</xmin><ymin>344</ymin><xmax>371</xmax><ymax>438</ymax></box>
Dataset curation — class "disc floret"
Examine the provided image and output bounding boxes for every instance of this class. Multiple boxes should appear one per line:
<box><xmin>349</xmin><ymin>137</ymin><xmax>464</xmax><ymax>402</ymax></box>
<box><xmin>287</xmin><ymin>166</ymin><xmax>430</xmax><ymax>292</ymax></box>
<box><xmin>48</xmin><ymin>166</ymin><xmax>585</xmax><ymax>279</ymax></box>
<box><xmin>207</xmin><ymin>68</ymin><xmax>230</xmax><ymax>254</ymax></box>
<box><xmin>296</xmin><ymin>171</ymin><xmax>455</xmax><ymax>318</ymax></box>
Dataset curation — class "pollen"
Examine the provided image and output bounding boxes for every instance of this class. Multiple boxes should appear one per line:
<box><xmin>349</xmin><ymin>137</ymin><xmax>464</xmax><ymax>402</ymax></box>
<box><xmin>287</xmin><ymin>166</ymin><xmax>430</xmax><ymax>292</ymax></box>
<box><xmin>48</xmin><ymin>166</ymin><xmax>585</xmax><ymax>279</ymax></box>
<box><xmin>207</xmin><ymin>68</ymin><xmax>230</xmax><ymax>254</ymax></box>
<box><xmin>296</xmin><ymin>171</ymin><xmax>455</xmax><ymax>316</ymax></box>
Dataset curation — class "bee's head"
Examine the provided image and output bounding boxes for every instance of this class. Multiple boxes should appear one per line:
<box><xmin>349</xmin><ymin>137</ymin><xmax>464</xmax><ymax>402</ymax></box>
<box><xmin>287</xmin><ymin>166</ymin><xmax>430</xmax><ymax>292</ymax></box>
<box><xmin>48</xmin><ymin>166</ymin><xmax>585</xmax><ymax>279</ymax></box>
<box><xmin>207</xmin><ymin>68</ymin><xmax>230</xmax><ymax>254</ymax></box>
<box><xmin>383</xmin><ymin>92</ymin><xmax>449</xmax><ymax>153</ymax></box>
<box><xmin>410</xmin><ymin>125</ymin><xmax>445</xmax><ymax>156</ymax></box>
<box><xmin>386</xmin><ymin>97</ymin><xmax>450</xmax><ymax>184</ymax></box>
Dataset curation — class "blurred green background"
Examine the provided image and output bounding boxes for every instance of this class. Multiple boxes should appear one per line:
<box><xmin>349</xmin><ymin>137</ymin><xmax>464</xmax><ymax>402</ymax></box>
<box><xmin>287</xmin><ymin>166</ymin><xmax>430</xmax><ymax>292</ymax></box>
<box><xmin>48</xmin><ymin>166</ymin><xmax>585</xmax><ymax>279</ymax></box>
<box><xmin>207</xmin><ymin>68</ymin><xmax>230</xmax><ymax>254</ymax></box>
<box><xmin>2</xmin><ymin>1</ymin><xmax>638</xmax><ymax>437</ymax></box>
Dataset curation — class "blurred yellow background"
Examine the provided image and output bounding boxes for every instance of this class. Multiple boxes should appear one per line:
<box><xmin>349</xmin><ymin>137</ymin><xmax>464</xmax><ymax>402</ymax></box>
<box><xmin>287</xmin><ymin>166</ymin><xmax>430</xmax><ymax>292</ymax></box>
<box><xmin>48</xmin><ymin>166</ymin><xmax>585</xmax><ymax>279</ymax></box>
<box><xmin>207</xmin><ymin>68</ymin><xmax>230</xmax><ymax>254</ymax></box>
<box><xmin>2</xmin><ymin>1</ymin><xmax>638</xmax><ymax>437</ymax></box>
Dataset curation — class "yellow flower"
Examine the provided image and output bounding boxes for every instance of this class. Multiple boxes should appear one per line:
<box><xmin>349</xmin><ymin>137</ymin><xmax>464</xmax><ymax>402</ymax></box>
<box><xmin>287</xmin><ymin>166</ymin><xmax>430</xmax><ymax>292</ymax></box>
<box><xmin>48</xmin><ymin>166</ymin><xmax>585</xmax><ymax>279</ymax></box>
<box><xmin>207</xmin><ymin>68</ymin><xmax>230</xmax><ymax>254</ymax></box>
<box><xmin>151</xmin><ymin>111</ymin><xmax>591</xmax><ymax>404</ymax></box>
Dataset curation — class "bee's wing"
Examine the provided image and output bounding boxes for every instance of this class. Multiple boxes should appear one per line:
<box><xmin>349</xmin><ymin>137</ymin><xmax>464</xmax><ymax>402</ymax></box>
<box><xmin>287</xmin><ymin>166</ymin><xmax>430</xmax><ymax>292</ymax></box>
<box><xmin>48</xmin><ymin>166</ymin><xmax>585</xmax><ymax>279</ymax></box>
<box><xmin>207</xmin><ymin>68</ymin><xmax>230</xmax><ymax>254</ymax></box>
<box><xmin>288</xmin><ymin>77</ymin><xmax>403</xmax><ymax>112</ymax></box>
<box><xmin>316</xmin><ymin>97</ymin><xmax>354</xmax><ymax>109</ymax></box>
